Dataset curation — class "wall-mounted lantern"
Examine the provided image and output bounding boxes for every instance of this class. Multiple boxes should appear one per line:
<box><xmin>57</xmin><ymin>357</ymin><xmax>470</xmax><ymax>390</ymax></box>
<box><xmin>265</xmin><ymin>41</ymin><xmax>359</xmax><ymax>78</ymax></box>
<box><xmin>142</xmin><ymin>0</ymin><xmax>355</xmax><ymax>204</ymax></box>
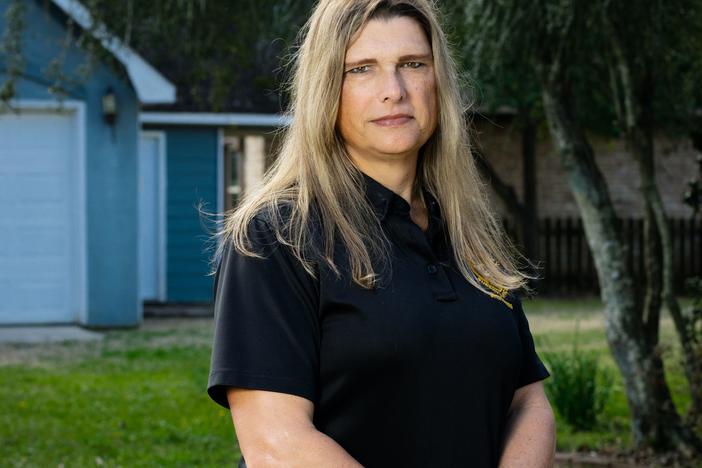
<box><xmin>101</xmin><ymin>87</ymin><xmax>117</xmax><ymax>141</ymax></box>
<box><xmin>102</xmin><ymin>87</ymin><xmax>117</xmax><ymax>123</ymax></box>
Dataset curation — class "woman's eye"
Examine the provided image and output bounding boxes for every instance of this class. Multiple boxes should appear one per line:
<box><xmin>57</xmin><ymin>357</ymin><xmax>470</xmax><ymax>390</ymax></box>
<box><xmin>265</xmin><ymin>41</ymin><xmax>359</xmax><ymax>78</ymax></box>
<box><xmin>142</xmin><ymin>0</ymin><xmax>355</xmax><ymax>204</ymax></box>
<box><xmin>403</xmin><ymin>61</ymin><xmax>424</xmax><ymax>69</ymax></box>
<box><xmin>347</xmin><ymin>65</ymin><xmax>370</xmax><ymax>74</ymax></box>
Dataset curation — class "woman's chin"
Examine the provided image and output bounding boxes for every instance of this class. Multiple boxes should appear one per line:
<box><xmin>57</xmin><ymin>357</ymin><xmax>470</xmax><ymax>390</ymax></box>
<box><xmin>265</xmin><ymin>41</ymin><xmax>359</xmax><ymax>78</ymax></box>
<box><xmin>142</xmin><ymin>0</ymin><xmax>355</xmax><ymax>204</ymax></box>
<box><xmin>370</xmin><ymin>138</ymin><xmax>423</xmax><ymax>156</ymax></box>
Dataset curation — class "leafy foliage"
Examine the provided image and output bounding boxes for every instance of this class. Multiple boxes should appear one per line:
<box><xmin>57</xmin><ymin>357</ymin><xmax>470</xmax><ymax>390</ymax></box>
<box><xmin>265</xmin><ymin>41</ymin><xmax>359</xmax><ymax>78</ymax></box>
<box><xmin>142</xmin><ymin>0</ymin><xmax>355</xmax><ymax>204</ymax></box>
<box><xmin>542</xmin><ymin>326</ymin><xmax>614</xmax><ymax>431</ymax></box>
<box><xmin>0</xmin><ymin>0</ymin><xmax>24</xmax><ymax>103</ymax></box>
<box><xmin>443</xmin><ymin>0</ymin><xmax>702</xmax><ymax>138</ymax></box>
<box><xmin>1</xmin><ymin>0</ymin><xmax>317</xmax><ymax>111</ymax></box>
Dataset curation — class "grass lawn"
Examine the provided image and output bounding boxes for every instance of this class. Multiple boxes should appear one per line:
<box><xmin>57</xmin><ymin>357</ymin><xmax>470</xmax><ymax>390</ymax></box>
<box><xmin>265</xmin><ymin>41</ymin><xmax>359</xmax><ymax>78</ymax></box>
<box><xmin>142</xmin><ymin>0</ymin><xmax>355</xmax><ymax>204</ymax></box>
<box><xmin>0</xmin><ymin>319</ymin><xmax>238</xmax><ymax>467</ymax></box>
<box><xmin>1</xmin><ymin>297</ymin><xmax>700</xmax><ymax>466</ymax></box>
<box><xmin>524</xmin><ymin>295</ymin><xmax>700</xmax><ymax>455</ymax></box>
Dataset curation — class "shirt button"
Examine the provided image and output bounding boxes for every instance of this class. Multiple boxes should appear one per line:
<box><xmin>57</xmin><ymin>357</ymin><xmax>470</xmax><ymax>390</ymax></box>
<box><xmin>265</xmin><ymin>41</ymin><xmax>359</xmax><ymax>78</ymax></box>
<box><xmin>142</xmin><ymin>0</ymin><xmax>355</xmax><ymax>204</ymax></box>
<box><xmin>427</xmin><ymin>264</ymin><xmax>438</xmax><ymax>275</ymax></box>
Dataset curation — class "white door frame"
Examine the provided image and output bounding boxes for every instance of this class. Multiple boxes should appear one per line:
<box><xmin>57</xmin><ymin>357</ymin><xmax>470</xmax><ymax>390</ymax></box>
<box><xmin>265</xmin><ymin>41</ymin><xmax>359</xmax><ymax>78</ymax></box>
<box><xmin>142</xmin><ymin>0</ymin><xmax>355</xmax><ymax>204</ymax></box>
<box><xmin>217</xmin><ymin>127</ymin><xmax>225</xmax><ymax>215</ymax></box>
<box><xmin>138</xmin><ymin>130</ymin><xmax>168</xmax><ymax>301</ymax></box>
<box><xmin>2</xmin><ymin>98</ymin><xmax>88</xmax><ymax>324</ymax></box>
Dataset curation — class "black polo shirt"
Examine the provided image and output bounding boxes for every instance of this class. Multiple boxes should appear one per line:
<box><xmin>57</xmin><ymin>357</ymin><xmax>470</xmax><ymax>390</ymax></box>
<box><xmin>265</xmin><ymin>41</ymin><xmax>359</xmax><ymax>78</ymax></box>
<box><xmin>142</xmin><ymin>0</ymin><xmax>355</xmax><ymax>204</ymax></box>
<box><xmin>207</xmin><ymin>171</ymin><xmax>550</xmax><ymax>468</ymax></box>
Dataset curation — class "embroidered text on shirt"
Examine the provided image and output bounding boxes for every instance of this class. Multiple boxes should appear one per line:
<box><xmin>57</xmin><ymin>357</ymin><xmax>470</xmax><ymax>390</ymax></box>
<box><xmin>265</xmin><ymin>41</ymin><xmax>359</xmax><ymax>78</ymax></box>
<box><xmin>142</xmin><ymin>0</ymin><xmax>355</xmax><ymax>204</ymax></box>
<box><xmin>473</xmin><ymin>271</ymin><xmax>513</xmax><ymax>310</ymax></box>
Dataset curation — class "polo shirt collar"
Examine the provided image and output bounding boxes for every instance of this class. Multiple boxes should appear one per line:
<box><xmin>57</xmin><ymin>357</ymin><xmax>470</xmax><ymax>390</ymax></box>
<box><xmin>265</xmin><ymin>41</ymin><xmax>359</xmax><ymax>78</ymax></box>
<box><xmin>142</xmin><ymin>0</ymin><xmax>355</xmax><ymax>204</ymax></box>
<box><xmin>360</xmin><ymin>170</ymin><xmax>441</xmax><ymax>223</ymax></box>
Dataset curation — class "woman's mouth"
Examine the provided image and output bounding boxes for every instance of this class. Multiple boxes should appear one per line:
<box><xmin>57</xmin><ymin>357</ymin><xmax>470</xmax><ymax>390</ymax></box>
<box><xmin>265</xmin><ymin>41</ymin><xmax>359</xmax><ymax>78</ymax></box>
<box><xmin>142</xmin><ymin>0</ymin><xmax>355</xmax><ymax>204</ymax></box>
<box><xmin>371</xmin><ymin>114</ymin><xmax>413</xmax><ymax>127</ymax></box>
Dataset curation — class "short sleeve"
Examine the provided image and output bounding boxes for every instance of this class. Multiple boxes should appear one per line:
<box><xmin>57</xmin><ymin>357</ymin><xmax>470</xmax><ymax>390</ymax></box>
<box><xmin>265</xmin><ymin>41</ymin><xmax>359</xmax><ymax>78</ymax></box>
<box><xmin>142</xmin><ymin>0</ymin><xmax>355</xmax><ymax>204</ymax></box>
<box><xmin>207</xmin><ymin>215</ymin><xmax>321</xmax><ymax>409</ymax></box>
<box><xmin>510</xmin><ymin>293</ymin><xmax>550</xmax><ymax>389</ymax></box>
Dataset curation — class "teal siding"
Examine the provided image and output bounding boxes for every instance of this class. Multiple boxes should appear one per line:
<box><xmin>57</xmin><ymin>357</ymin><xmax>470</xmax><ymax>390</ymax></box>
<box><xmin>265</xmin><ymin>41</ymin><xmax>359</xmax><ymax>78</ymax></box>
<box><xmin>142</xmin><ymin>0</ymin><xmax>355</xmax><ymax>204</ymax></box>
<box><xmin>165</xmin><ymin>127</ymin><xmax>218</xmax><ymax>302</ymax></box>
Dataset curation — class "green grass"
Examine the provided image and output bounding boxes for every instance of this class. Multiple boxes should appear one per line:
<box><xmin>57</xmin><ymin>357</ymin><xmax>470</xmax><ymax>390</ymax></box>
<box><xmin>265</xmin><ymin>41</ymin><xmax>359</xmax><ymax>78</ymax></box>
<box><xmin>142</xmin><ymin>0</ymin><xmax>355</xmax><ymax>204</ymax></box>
<box><xmin>1</xmin><ymin>298</ymin><xmax>700</xmax><ymax>465</ymax></box>
<box><xmin>0</xmin><ymin>319</ymin><xmax>239</xmax><ymax>467</ymax></box>
<box><xmin>523</xmin><ymin>295</ymin><xmax>700</xmax><ymax>453</ymax></box>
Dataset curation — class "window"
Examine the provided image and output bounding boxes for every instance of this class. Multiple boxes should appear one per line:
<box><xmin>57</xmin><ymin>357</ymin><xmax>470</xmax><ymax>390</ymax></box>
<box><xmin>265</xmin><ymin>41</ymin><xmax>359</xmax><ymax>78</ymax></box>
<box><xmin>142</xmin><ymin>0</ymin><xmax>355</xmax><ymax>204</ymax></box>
<box><xmin>224</xmin><ymin>136</ymin><xmax>244</xmax><ymax>212</ymax></box>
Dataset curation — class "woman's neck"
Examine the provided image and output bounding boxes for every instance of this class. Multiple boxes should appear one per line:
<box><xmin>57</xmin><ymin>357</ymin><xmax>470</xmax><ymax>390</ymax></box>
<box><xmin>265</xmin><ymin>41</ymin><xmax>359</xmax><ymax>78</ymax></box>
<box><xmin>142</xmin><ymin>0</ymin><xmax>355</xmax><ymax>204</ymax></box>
<box><xmin>349</xmin><ymin>152</ymin><xmax>429</xmax><ymax>232</ymax></box>
<box><xmin>349</xmin><ymin>153</ymin><xmax>418</xmax><ymax>207</ymax></box>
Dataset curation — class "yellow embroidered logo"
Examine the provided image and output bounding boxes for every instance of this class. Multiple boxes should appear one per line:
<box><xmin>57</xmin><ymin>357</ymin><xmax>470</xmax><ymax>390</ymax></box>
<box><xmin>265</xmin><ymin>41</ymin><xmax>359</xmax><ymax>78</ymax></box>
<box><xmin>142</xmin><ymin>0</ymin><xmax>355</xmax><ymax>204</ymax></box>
<box><xmin>473</xmin><ymin>271</ymin><xmax>513</xmax><ymax>309</ymax></box>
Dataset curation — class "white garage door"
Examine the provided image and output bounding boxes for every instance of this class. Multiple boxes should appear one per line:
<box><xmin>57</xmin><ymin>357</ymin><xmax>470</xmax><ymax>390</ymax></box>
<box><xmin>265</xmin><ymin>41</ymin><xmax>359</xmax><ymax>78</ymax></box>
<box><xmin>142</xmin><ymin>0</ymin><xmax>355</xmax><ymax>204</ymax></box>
<box><xmin>0</xmin><ymin>107</ymin><xmax>84</xmax><ymax>324</ymax></box>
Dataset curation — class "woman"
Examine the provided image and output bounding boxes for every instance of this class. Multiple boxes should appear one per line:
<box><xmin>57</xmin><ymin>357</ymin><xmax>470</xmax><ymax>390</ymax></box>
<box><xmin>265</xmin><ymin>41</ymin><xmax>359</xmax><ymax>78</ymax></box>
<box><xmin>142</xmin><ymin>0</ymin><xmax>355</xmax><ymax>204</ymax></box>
<box><xmin>207</xmin><ymin>0</ymin><xmax>556</xmax><ymax>466</ymax></box>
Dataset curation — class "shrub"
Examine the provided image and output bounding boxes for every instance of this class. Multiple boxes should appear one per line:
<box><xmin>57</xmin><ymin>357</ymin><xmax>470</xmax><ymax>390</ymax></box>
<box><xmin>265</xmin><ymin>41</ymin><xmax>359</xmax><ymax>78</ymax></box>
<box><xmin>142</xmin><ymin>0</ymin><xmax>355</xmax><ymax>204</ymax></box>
<box><xmin>541</xmin><ymin>323</ymin><xmax>613</xmax><ymax>431</ymax></box>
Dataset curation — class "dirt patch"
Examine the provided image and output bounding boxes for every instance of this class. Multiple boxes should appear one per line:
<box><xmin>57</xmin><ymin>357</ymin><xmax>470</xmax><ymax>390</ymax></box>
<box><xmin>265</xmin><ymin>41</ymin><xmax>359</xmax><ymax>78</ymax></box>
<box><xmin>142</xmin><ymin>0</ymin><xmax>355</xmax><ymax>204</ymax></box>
<box><xmin>529</xmin><ymin>313</ymin><xmax>676</xmax><ymax>335</ymax></box>
<box><xmin>0</xmin><ymin>317</ymin><xmax>214</xmax><ymax>367</ymax></box>
<box><xmin>556</xmin><ymin>448</ymin><xmax>702</xmax><ymax>468</ymax></box>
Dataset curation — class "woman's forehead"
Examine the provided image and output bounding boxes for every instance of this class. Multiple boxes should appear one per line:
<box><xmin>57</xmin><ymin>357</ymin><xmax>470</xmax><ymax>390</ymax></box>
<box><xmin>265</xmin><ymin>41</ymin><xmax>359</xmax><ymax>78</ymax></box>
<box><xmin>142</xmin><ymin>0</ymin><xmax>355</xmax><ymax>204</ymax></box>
<box><xmin>345</xmin><ymin>16</ymin><xmax>431</xmax><ymax>60</ymax></box>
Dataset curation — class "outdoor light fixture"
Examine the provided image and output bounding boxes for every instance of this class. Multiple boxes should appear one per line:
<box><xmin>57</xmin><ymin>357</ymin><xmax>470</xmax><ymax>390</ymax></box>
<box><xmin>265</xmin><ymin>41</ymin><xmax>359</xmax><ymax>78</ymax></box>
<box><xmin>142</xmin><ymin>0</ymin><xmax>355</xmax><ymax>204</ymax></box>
<box><xmin>101</xmin><ymin>86</ymin><xmax>117</xmax><ymax>126</ymax></box>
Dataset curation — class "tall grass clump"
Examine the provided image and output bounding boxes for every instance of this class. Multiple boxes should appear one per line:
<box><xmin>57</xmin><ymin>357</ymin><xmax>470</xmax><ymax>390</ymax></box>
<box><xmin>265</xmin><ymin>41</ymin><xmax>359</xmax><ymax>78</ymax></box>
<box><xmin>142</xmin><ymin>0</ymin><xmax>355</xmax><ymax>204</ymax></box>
<box><xmin>541</xmin><ymin>321</ymin><xmax>614</xmax><ymax>431</ymax></box>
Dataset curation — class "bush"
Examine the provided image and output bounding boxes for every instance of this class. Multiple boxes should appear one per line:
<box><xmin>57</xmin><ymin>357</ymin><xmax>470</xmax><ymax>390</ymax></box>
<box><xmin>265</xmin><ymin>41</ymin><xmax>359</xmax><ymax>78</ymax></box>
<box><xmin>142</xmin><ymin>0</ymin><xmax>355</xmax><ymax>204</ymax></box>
<box><xmin>541</xmin><ymin>324</ymin><xmax>614</xmax><ymax>431</ymax></box>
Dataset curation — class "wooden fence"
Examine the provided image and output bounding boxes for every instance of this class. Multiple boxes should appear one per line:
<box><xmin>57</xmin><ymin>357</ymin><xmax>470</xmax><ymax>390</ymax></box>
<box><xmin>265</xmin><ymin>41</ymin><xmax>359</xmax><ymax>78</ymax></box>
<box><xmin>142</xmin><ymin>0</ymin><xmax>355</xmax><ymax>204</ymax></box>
<box><xmin>504</xmin><ymin>217</ymin><xmax>702</xmax><ymax>295</ymax></box>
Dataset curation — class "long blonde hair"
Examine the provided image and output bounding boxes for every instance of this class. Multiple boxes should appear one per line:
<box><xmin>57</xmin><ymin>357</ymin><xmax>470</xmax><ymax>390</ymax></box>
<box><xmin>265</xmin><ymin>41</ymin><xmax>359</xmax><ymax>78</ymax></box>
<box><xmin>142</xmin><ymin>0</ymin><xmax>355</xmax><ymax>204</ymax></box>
<box><xmin>208</xmin><ymin>0</ymin><xmax>535</xmax><ymax>296</ymax></box>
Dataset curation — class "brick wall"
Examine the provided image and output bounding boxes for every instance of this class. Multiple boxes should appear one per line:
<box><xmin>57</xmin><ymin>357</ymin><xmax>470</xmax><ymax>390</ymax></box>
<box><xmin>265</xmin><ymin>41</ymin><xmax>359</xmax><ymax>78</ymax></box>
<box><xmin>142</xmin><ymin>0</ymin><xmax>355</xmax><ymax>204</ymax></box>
<box><xmin>474</xmin><ymin>118</ymin><xmax>700</xmax><ymax>219</ymax></box>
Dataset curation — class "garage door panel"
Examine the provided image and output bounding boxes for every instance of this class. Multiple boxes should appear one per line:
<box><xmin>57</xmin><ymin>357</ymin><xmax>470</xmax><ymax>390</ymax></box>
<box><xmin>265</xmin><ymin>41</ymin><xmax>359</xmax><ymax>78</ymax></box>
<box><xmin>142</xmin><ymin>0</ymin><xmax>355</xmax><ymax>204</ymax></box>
<box><xmin>1</xmin><ymin>202</ymin><xmax>69</xmax><ymax>221</ymax></box>
<box><xmin>0</xmin><ymin>112</ymin><xmax>73</xmax><ymax>142</ymax></box>
<box><xmin>0</xmin><ymin>284</ymin><xmax>68</xmax><ymax>323</ymax></box>
<box><xmin>0</xmin><ymin>173</ymin><xmax>69</xmax><ymax>199</ymax></box>
<box><xmin>17</xmin><ymin>228</ymin><xmax>69</xmax><ymax>256</ymax></box>
<box><xmin>19</xmin><ymin>176</ymin><xmax>68</xmax><ymax>201</ymax></box>
<box><xmin>0</xmin><ymin>148</ymin><xmax>68</xmax><ymax>173</ymax></box>
<box><xmin>14</xmin><ymin>282</ymin><xmax>67</xmax><ymax>306</ymax></box>
<box><xmin>0</xmin><ymin>108</ymin><xmax>79</xmax><ymax>324</ymax></box>
<box><xmin>2</xmin><ymin>258</ymin><xmax>68</xmax><ymax>279</ymax></box>
<box><xmin>0</xmin><ymin>233</ymin><xmax>69</xmax><ymax>263</ymax></box>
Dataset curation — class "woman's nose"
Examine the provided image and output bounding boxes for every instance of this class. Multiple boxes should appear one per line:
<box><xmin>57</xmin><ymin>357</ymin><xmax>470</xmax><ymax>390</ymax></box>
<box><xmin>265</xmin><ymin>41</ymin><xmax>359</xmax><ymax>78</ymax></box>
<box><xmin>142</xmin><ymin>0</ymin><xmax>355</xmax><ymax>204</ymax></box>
<box><xmin>379</xmin><ymin>70</ymin><xmax>406</xmax><ymax>102</ymax></box>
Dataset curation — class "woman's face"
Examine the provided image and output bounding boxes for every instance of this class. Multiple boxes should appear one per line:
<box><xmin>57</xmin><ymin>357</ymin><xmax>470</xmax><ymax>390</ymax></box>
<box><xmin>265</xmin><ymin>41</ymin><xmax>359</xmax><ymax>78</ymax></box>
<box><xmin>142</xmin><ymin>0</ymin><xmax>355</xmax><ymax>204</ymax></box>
<box><xmin>336</xmin><ymin>16</ymin><xmax>438</xmax><ymax>164</ymax></box>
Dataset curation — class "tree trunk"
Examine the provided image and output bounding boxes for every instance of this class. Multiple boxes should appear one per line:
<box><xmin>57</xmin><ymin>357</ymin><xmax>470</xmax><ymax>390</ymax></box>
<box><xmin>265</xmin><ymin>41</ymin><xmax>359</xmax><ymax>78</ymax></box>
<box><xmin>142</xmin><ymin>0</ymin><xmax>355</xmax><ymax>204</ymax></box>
<box><xmin>610</xmin><ymin>40</ymin><xmax>702</xmax><ymax>429</ymax></box>
<box><xmin>636</xmin><ymin>137</ymin><xmax>702</xmax><ymax>430</ymax></box>
<box><xmin>540</xmin><ymin>79</ymin><xmax>702</xmax><ymax>456</ymax></box>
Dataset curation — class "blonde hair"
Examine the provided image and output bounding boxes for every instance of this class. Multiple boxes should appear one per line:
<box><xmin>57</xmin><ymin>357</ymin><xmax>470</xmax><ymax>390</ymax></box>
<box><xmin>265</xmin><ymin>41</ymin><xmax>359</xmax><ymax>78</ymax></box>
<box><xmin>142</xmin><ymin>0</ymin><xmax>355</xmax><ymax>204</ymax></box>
<box><xmin>207</xmin><ymin>0</ymin><xmax>536</xmax><ymax>295</ymax></box>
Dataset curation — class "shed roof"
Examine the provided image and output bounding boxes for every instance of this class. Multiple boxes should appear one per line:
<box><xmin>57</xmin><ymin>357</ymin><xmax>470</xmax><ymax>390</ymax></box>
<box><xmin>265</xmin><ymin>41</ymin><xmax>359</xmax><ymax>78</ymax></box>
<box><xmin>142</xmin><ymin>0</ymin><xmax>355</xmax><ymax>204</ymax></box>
<box><xmin>50</xmin><ymin>0</ymin><xmax>176</xmax><ymax>104</ymax></box>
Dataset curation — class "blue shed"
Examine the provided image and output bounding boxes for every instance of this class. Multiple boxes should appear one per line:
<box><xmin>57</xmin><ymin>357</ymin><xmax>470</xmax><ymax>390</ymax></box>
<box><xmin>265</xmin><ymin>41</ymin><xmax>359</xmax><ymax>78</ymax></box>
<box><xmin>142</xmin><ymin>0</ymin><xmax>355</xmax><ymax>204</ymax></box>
<box><xmin>137</xmin><ymin>124</ymin><xmax>221</xmax><ymax>303</ymax></box>
<box><xmin>138</xmin><ymin>112</ymin><xmax>290</xmax><ymax>305</ymax></box>
<box><xmin>0</xmin><ymin>0</ymin><xmax>175</xmax><ymax>327</ymax></box>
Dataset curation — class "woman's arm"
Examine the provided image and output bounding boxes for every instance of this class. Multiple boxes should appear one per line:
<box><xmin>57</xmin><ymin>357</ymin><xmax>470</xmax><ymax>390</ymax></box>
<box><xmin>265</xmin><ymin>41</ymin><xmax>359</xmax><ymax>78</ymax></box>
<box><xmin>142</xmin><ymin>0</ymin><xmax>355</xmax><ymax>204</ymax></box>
<box><xmin>227</xmin><ymin>387</ymin><xmax>364</xmax><ymax>468</ymax></box>
<box><xmin>251</xmin><ymin>426</ymin><xmax>364</xmax><ymax>468</ymax></box>
<box><xmin>498</xmin><ymin>381</ymin><xmax>556</xmax><ymax>468</ymax></box>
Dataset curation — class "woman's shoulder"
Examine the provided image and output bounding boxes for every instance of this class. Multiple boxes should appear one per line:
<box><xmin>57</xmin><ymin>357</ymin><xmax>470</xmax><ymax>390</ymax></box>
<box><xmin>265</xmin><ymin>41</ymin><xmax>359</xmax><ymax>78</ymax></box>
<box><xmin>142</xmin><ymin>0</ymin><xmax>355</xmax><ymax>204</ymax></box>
<box><xmin>237</xmin><ymin>204</ymin><xmax>292</xmax><ymax>256</ymax></box>
<box><xmin>248</xmin><ymin>199</ymin><xmax>323</xmax><ymax>237</ymax></box>
<box><xmin>240</xmin><ymin>200</ymin><xmax>325</xmax><ymax>262</ymax></box>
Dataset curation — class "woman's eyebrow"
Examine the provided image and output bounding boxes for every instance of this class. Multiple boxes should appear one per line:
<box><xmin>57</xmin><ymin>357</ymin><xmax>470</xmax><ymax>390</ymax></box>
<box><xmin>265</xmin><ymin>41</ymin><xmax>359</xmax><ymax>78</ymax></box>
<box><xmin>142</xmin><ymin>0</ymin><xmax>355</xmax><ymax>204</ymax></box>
<box><xmin>398</xmin><ymin>54</ymin><xmax>434</xmax><ymax>62</ymax></box>
<box><xmin>344</xmin><ymin>53</ymin><xmax>433</xmax><ymax>68</ymax></box>
<box><xmin>344</xmin><ymin>58</ymin><xmax>378</xmax><ymax>68</ymax></box>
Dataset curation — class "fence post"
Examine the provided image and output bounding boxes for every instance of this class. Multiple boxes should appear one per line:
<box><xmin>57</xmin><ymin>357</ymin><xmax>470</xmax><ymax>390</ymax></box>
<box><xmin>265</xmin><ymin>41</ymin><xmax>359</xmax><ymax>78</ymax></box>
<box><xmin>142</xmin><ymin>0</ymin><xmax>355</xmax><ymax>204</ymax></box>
<box><xmin>544</xmin><ymin>218</ymin><xmax>551</xmax><ymax>294</ymax></box>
